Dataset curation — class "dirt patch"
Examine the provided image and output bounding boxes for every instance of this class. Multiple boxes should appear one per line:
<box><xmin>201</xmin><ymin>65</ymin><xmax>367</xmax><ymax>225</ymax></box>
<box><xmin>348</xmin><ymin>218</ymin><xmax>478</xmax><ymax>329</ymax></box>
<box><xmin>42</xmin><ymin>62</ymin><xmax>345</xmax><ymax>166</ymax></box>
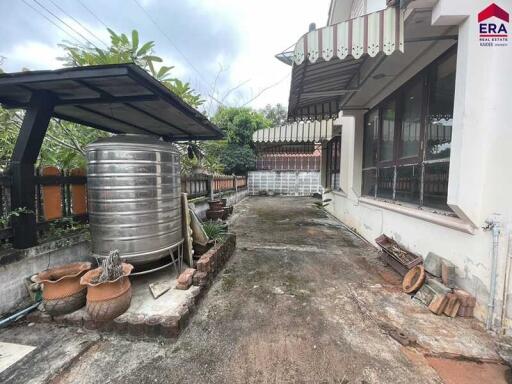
<box><xmin>426</xmin><ymin>357</ymin><xmax>511</xmax><ymax>384</ymax></box>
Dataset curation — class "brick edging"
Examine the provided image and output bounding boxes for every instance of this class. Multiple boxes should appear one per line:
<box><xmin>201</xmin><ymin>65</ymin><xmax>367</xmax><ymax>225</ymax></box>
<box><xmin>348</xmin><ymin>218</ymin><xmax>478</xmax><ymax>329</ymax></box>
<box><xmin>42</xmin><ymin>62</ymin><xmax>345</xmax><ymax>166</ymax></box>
<box><xmin>26</xmin><ymin>234</ymin><xmax>237</xmax><ymax>340</ymax></box>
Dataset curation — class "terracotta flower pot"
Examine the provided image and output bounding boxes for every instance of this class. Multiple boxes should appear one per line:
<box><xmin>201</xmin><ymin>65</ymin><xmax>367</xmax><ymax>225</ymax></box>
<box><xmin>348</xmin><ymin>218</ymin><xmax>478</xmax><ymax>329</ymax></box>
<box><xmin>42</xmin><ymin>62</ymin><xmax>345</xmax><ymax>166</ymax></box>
<box><xmin>80</xmin><ymin>263</ymin><xmax>134</xmax><ymax>322</ymax></box>
<box><xmin>206</xmin><ymin>209</ymin><xmax>224</xmax><ymax>221</ymax></box>
<box><xmin>34</xmin><ymin>262</ymin><xmax>92</xmax><ymax>316</ymax></box>
<box><xmin>208</xmin><ymin>200</ymin><xmax>223</xmax><ymax>210</ymax></box>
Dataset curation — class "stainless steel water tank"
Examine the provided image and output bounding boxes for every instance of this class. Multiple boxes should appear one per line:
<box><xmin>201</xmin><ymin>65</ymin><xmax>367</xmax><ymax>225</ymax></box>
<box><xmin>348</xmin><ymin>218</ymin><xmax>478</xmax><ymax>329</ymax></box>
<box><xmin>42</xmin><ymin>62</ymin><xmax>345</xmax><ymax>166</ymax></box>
<box><xmin>86</xmin><ymin>135</ymin><xmax>182</xmax><ymax>266</ymax></box>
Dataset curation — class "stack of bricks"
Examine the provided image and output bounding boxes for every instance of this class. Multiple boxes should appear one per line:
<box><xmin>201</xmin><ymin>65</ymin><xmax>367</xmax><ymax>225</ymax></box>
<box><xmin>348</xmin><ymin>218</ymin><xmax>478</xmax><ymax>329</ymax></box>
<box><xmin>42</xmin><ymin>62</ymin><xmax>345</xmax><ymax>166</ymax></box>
<box><xmin>193</xmin><ymin>233</ymin><xmax>236</xmax><ymax>288</ymax></box>
<box><xmin>414</xmin><ymin>277</ymin><xmax>476</xmax><ymax>318</ymax></box>
<box><xmin>176</xmin><ymin>268</ymin><xmax>196</xmax><ymax>290</ymax></box>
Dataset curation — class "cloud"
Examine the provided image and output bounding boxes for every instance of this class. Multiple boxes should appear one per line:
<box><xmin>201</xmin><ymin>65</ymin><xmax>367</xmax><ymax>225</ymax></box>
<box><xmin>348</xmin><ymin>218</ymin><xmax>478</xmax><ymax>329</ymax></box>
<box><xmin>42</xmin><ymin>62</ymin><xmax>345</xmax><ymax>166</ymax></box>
<box><xmin>2</xmin><ymin>41</ymin><xmax>63</xmax><ymax>71</ymax></box>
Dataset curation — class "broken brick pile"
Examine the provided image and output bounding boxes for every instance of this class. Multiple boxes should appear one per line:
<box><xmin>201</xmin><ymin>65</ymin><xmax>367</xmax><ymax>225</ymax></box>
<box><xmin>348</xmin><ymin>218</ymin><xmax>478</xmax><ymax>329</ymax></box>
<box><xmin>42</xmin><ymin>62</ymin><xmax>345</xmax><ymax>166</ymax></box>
<box><xmin>27</xmin><ymin>233</ymin><xmax>236</xmax><ymax>339</ymax></box>
<box><xmin>413</xmin><ymin>252</ymin><xmax>476</xmax><ymax>318</ymax></box>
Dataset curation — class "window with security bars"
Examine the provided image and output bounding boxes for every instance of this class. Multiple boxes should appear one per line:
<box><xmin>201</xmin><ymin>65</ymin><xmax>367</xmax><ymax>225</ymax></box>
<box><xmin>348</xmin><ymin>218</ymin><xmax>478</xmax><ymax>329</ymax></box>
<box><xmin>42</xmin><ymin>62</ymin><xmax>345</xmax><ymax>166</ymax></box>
<box><xmin>325</xmin><ymin>135</ymin><xmax>341</xmax><ymax>190</ymax></box>
<box><xmin>361</xmin><ymin>46</ymin><xmax>456</xmax><ymax>211</ymax></box>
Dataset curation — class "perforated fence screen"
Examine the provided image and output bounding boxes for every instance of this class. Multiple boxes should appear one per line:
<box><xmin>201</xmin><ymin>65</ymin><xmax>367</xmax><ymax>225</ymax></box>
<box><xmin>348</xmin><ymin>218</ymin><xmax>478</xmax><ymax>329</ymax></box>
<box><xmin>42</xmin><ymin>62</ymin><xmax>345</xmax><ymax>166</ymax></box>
<box><xmin>248</xmin><ymin>171</ymin><xmax>322</xmax><ymax>196</ymax></box>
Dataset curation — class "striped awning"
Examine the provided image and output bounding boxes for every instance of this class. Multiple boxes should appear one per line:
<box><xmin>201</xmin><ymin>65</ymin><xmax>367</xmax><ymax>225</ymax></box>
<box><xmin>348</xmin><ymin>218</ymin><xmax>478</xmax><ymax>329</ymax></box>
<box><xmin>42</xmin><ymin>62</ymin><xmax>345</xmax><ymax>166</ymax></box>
<box><xmin>253</xmin><ymin>119</ymin><xmax>335</xmax><ymax>143</ymax></box>
<box><xmin>286</xmin><ymin>6</ymin><xmax>404</xmax><ymax>121</ymax></box>
<box><xmin>293</xmin><ymin>6</ymin><xmax>404</xmax><ymax>65</ymax></box>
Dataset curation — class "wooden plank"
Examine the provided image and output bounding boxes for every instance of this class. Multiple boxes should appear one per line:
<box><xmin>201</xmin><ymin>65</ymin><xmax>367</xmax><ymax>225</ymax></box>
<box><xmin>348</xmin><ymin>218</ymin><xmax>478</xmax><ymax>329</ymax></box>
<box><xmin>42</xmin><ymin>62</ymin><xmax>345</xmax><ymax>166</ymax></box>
<box><xmin>181</xmin><ymin>193</ymin><xmax>194</xmax><ymax>267</ymax></box>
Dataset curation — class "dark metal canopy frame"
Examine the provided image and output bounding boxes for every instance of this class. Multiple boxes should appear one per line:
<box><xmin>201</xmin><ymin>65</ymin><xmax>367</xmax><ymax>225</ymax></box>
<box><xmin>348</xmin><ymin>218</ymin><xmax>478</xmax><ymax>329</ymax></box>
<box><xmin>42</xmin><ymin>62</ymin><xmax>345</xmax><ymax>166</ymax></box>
<box><xmin>0</xmin><ymin>64</ymin><xmax>224</xmax><ymax>249</ymax></box>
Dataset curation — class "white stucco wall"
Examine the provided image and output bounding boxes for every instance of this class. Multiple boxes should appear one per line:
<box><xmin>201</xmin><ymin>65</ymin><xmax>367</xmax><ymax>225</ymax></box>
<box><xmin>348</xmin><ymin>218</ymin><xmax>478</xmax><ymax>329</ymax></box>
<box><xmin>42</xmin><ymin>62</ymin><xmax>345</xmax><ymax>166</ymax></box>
<box><xmin>324</xmin><ymin>0</ymin><xmax>512</xmax><ymax>331</ymax></box>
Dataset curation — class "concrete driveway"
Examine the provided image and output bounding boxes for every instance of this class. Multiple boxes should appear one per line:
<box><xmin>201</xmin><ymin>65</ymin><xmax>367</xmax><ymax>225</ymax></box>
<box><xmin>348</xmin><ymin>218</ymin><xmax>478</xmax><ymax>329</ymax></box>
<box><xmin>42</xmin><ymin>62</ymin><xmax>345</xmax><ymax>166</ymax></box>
<box><xmin>0</xmin><ymin>197</ymin><xmax>507</xmax><ymax>384</ymax></box>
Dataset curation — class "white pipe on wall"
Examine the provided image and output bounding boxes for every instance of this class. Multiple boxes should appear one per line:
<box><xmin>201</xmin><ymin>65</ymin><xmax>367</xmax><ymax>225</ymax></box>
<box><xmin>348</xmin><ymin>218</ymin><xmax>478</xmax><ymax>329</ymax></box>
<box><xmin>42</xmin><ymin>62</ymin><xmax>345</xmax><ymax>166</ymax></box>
<box><xmin>485</xmin><ymin>218</ymin><xmax>501</xmax><ymax>330</ymax></box>
<box><xmin>500</xmin><ymin>232</ymin><xmax>512</xmax><ymax>334</ymax></box>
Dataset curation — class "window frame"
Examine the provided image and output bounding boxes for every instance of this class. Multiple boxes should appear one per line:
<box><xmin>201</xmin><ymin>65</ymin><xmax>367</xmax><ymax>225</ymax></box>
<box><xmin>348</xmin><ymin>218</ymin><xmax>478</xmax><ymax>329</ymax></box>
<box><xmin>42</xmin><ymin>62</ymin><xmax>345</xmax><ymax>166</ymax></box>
<box><xmin>325</xmin><ymin>135</ymin><xmax>341</xmax><ymax>190</ymax></box>
<box><xmin>361</xmin><ymin>45</ymin><xmax>457</xmax><ymax>210</ymax></box>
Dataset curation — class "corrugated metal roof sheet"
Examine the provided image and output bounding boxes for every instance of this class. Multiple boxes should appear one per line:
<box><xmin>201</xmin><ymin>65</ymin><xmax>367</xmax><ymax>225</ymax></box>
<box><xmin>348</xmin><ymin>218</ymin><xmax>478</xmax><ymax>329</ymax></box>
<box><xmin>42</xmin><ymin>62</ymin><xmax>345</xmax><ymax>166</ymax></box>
<box><xmin>0</xmin><ymin>64</ymin><xmax>223</xmax><ymax>141</ymax></box>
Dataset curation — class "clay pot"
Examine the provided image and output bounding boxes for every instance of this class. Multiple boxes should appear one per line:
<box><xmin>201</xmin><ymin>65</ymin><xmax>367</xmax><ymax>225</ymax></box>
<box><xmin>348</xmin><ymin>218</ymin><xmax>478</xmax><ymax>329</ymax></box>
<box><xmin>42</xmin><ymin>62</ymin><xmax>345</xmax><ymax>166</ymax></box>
<box><xmin>206</xmin><ymin>209</ymin><xmax>224</xmax><ymax>221</ymax></box>
<box><xmin>208</xmin><ymin>200</ymin><xmax>223</xmax><ymax>210</ymax></box>
<box><xmin>34</xmin><ymin>262</ymin><xmax>92</xmax><ymax>316</ymax></box>
<box><xmin>402</xmin><ymin>265</ymin><xmax>426</xmax><ymax>294</ymax></box>
<box><xmin>80</xmin><ymin>263</ymin><xmax>134</xmax><ymax>322</ymax></box>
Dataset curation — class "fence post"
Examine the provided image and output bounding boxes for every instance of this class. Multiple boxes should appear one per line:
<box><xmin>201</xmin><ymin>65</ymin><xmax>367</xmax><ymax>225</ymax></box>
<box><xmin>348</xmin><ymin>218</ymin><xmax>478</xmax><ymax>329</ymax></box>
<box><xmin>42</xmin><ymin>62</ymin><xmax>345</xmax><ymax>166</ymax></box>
<box><xmin>207</xmin><ymin>175</ymin><xmax>214</xmax><ymax>201</ymax></box>
<box><xmin>10</xmin><ymin>92</ymin><xmax>55</xmax><ymax>248</ymax></box>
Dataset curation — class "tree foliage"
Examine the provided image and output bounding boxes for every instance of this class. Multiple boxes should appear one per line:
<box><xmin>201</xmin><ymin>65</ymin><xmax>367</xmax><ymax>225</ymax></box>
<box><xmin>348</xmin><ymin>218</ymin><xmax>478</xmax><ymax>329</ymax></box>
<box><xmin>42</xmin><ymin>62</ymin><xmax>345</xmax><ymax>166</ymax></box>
<box><xmin>196</xmin><ymin>106</ymin><xmax>270</xmax><ymax>175</ymax></box>
<box><xmin>0</xmin><ymin>29</ymin><xmax>203</xmax><ymax>170</ymax></box>
<box><xmin>59</xmin><ymin>29</ymin><xmax>203</xmax><ymax>107</ymax></box>
<box><xmin>260</xmin><ymin>103</ymin><xmax>288</xmax><ymax>126</ymax></box>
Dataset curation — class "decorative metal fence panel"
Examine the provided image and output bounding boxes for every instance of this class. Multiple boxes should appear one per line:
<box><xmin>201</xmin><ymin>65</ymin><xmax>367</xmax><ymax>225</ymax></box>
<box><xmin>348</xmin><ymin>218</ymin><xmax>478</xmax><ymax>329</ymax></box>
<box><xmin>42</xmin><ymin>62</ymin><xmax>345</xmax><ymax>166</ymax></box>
<box><xmin>0</xmin><ymin>171</ymin><xmax>247</xmax><ymax>245</ymax></box>
<box><xmin>248</xmin><ymin>171</ymin><xmax>322</xmax><ymax>196</ymax></box>
<box><xmin>256</xmin><ymin>155</ymin><xmax>321</xmax><ymax>171</ymax></box>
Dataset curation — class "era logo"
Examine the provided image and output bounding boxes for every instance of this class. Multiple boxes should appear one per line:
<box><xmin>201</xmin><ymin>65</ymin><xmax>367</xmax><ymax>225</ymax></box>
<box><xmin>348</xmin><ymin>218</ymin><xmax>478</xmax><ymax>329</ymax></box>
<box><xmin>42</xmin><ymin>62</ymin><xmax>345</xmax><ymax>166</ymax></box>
<box><xmin>479</xmin><ymin>3</ymin><xmax>509</xmax><ymax>35</ymax></box>
<box><xmin>478</xmin><ymin>3</ymin><xmax>509</xmax><ymax>46</ymax></box>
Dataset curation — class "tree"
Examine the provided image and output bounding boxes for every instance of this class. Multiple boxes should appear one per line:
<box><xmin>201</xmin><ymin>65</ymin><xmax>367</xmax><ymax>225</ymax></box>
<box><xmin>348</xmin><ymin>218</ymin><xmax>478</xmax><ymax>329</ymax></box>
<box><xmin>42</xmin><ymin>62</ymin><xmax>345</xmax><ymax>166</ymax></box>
<box><xmin>203</xmin><ymin>107</ymin><xmax>270</xmax><ymax>175</ymax></box>
<box><xmin>0</xmin><ymin>29</ymin><xmax>204</xmax><ymax>170</ymax></box>
<box><xmin>260</xmin><ymin>103</ymin><xmax>288</xmax><ymax>126</ymax></box>
<box><xmin>59</xmin><ymin>29</ymin><xmax>203</xmax><ymax>107</ymax></box>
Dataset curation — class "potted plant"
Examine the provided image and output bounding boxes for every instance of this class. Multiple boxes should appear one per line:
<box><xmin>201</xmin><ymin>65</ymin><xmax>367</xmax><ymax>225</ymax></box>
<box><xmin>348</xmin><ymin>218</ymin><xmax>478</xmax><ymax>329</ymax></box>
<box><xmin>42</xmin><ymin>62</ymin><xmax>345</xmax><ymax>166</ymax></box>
<box><xmin>34</xmin><ymin>262</ymin><xmax>92</xmax><ymax>316</ymax></box>
<box><xmin>208</xmin><ymin>199</ymin><xmax>223</xmax><ymax>210</ymax></box>
<box><xmin>80</xmin><ymin>250</ymin><xmax>133</xmax><ymax>322</ymax></box>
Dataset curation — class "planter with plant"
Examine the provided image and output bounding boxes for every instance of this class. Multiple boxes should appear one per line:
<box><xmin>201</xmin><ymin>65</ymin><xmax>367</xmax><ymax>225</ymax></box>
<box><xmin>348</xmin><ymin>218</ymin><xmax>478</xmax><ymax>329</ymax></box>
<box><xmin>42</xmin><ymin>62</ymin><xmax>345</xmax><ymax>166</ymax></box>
<box><xmin>80</xmin><ymin>250</ymin><xmax>133</xmax><ymax>322</ymax></box>
<box><xmin>34</xmin><ymin>262</ymin><xmax>92</xmax><ymax>316</ymax></box>
<box><xmin>194</xmin><ymin>220</ymin><xmax>227</xmax><ymax>256</ymax></box>
<box><xmin>207</xmin><ymin>200</ymin><xmax>224</xmax><ymax>211</ymax></box>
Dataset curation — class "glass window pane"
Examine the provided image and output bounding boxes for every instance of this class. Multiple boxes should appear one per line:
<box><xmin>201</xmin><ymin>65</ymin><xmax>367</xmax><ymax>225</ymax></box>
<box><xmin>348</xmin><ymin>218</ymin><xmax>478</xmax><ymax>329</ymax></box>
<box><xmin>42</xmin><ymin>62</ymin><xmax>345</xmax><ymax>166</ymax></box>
<box><xmin>423</xmin><ymin>162</ymin><xmax>450</xmax><ymax>211</ymax></box>
<box><xmin>400</xmin><ymin>80</ymin><xmax>423</xmax><ymax>158</ymax></box>
<box><xmin>377</xmin><ymin>167</ymin><xmax>394</xmax><ymax>199</ymax></box>
<box><xmin>363</xmin><ymin>109</ymin><xmax>379</xmax><ymax>167</ymax></box>
<box><xmin>380</xmin><ymin>100</ymin><xmax>395</xmax><ymax>161</ymax></box>
<box><xmin>395</xmin><ymin>165</ymin><xmax>420</xmax><ymax>204</ymax></box>
<box><xmin>426</xmin><ymin>53</ymin><xmax>456</xmax><ymax>160</ymax></box>
<box><xmin>362</xmin><ymin>168</ymin><xmax>376</xmax><ymax>197</ymax></box>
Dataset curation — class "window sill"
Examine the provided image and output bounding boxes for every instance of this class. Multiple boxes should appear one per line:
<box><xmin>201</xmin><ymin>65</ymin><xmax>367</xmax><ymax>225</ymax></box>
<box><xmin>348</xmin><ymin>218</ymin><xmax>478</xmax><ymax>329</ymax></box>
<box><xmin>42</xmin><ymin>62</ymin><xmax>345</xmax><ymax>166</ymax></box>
<box><xmin>324</xmin><ymin>189</ymin><xmax>347</xmax><ymax>198</ymax></box>
<box><xmin>358</xmin><ymin>197</ymin><xmax>476</xmax><ymax>235</ymax></box>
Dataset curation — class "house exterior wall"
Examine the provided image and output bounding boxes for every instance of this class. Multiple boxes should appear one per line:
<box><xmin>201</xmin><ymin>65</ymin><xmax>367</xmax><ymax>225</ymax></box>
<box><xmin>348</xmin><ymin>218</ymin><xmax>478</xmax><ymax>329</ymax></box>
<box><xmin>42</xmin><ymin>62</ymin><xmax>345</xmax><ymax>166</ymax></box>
<box><xmin>322</xmin><ymin>0</ymin><xmax>512</xmax><ymax>331</ymax></box>
<box><xmin>329</xmin><ymin>0</ymin><xmax>387</xmax><ymax>24</ymax></box>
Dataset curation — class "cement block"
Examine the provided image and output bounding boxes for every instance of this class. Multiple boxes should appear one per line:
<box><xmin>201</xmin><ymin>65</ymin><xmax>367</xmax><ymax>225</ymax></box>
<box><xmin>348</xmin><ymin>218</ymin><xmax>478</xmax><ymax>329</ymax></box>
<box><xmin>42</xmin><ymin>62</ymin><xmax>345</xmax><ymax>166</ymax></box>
<box><xmin>424</xmin><ymin>252</ymin><xmax>442</xmax><ymax>277</ymax></box>
<box><xmin>441</xmin><ymin>259</ymin><xmax>456</xmax><ymax>288</ymax></box>
<box><xmin>426</xmin><ymin>278</ymin><xmax>451</xmax><ymax>295</ymax></box>
<box><xmin>414</xmin><ymin>283</ymin><xmax>436</xmax><ymax>306</ymax></box>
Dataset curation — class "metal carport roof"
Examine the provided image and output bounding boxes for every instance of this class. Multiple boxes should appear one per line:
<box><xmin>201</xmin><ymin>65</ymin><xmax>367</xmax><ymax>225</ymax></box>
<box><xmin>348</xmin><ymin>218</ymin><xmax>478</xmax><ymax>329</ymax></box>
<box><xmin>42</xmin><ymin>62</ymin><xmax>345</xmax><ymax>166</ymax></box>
<box><xmin>0</xmin><ymin>64</ymin><xmax>224</xmax><ymax>141</ymax></box>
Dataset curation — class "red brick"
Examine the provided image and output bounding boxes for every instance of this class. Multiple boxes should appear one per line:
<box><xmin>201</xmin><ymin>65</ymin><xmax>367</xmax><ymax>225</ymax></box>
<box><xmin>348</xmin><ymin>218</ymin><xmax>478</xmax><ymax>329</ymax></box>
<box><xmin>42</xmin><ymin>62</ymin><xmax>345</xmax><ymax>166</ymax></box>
<box><xmin>192</xmin><ymin>271</ymin><xmax>209</xmax><ymax>286</ymax></box>
<box><xmin>454</xmin><ymin>289</ymin><xmax>476</xmax><ymax>307</ymax></box>
<box><xmin>161</xmin><ymin>317</ymin><xmax>179</xmax><ymax>338</ymax></box>
<box><xmin>443</xmin><ymin>293</ymin><xmax>461</xmax><ymax>317</ymax></box>
<box><xmin>428</xmin><ymin>294</ymin><xmax>448</xmax><ymax>315</ymax></box>
<box><xmin>176</xmin><ymin>268</ymin><xmax>196</xmax><ymax>290</ymax></box>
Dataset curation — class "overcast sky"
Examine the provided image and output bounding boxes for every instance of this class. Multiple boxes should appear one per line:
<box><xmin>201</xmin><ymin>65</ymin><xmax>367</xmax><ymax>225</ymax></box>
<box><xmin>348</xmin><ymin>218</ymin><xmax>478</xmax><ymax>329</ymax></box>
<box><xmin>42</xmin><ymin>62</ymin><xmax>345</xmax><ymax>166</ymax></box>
<box><xmin>0</xmin><ymin>0</ymin><xmax>330</xmax><ymax>113</ymax></box>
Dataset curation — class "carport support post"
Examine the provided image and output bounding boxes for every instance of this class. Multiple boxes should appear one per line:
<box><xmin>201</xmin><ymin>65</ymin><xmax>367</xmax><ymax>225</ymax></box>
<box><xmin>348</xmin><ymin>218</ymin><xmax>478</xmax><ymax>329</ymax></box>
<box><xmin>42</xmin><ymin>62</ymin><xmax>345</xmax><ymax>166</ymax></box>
<box><xmin>10</xmin><ymin>92</ymin><xmax>55</xmax><ymax>249</ymax></box>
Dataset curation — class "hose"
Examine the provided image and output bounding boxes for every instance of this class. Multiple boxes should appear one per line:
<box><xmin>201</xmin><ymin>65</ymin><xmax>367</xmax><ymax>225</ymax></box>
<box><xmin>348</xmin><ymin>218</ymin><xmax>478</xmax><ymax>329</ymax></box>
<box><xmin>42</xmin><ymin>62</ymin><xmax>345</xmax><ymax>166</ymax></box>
<box><xmin>0</xmin><ymin>301</ymin><xmax>41</xmax><ymax>329</ymax></box>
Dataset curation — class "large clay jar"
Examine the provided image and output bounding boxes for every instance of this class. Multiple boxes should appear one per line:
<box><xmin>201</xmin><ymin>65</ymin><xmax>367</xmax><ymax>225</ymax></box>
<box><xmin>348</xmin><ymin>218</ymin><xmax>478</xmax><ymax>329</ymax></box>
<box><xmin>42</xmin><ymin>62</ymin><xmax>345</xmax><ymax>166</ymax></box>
<box><xmin>34</xmin><ymin>262</ymin><xmax>92</xmax><ymax>316</ymax></box>
<box><xmin>80</xmin><ymin>263</ymin><xmax>134</xmax><ymax>322</ymax></box>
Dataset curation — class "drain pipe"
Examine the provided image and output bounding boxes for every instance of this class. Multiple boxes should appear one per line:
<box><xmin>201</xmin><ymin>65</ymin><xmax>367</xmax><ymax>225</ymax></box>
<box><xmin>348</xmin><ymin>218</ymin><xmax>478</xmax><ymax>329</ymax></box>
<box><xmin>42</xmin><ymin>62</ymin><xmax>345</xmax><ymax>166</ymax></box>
<box><xmin>484</xmin><ymin>217</ymin><xmax>501</xmax><ymax>330</ymax></box>
<box><xmin>500</xmin><ymin>232</ymin><xmax>512</xmax><ymax>333</ymax></box>
<box><xmin>0</xmin><ymin>301</ymin><xmax>40</xmax><ymax>329</ymax></box>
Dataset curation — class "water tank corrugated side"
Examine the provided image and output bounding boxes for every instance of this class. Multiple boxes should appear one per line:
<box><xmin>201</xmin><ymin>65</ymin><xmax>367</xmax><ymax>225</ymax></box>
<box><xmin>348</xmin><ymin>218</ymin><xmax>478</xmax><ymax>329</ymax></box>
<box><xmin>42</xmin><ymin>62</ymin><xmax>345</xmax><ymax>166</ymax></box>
<box><xmin>85</xmin><ymin>135</ymin><xmax>182</xmax><ymax>266</ymax></box>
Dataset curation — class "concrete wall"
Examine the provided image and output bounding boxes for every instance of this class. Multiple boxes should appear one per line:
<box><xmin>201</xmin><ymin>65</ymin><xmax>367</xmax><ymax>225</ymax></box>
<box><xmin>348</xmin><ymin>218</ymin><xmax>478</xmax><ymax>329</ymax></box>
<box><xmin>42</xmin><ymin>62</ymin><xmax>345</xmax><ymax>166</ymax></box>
<box><xmin>0</xmin><ymin>231</ymin><xmax>92</xmax><ymax>317</ymax></box>
<box><xmin>248</xmin><ymin>171</ymin><xmax>322</xmax><ymax>196</ymax></box>
<box><xmin>189</xmin><ymin>188</ymin><xmax>249</xmax><ymax>220</ymax></box>
<box><xmin>323</xmin><ymin>0</ymin><xmax>512</xmax><ymax>331</ymax></box>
